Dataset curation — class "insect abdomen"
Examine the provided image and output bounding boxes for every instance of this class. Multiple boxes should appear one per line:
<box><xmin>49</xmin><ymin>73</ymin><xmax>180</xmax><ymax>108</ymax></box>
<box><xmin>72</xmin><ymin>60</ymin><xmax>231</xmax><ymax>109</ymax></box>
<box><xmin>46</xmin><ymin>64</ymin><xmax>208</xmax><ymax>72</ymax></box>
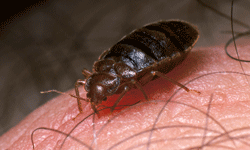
<box><xmin>101</xmin><ymin>20</ymin><xmax>199</xmax><ymax>72</ymax></box>
<box><xmin>144</xmin><ymin>21</ymin><xmax>199</xmax><ymax>51</ymax></box>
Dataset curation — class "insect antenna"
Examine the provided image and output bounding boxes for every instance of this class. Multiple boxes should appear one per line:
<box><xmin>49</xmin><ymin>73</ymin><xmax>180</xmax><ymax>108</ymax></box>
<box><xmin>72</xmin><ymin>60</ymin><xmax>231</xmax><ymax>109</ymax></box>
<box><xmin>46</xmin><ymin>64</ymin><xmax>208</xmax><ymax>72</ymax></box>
<box><xmin>40</xmin><ymin>89</ymin><xmax>89</xmax><ymax>102</ymax></box>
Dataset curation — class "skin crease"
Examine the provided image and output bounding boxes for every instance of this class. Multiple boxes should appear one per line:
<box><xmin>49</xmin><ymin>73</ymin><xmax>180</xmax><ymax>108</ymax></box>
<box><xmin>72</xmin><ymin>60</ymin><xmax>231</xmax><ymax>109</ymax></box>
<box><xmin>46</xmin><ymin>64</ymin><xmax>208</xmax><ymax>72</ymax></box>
<box><xmin>1</xmin><ymin>43</ymin><xmax>250</xmax><ymax>150</ymax></box>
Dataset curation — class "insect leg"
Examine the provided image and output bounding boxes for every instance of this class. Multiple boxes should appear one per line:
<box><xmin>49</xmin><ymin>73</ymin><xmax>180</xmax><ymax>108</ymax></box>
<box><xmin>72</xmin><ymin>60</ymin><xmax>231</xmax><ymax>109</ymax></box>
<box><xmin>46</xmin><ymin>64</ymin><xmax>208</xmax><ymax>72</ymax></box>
<box><xmin>132</xmin><ymin>79</ymin><xmax>149</xmax><ymax>101</ymax></box>
<box><xmin>75</xmin><ymin>79</ymin><xmax>87</xmax><ymax>114</ymax></box>
<box><xmin>154</xmin><ymin>71</ymin><xmax>190</xmax><ymax>91</ymax></box>
<box><xmin>91</xmin><ymin>102</ymin><xmax>99</xmax><ymax>115</ymax></box>
<box><xmin>82</xmin><ymin>68</ymin><xmax>92</xmax><ymax>78</ymax></box>
<box><xmin>145</xmin><ymin>71</ymin><xmax>200</xmax><ymax>94</ymax></box>
<box><xmin>110</xmin><ymin>86</ymin><xmax>130</xmax><ymax>113</ymax></box>
<box><xmin>119</xmin><ymin>79</ymin><xmax>149</xmax><ymax>101</ymax></box>
<box><xmin>110</xmin><ymin>79</ymin><xmax>148</xmax><ymax>113</ymax></box>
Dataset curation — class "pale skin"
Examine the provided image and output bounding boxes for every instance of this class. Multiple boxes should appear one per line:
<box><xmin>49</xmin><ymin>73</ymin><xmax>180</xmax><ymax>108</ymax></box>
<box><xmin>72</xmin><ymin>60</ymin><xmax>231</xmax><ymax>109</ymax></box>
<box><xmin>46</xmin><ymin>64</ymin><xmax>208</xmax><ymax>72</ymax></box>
<box><xmin>1</xmin><ymin>43</ymin><xmax>250</xmax><ymax>150</ymax></box>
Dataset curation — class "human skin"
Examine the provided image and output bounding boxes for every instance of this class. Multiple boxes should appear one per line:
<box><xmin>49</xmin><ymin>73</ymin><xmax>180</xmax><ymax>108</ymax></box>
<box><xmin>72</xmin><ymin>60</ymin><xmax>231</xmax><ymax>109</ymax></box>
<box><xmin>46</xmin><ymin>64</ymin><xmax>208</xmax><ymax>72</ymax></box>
<box><xmin>1</xmin><ymin>43</ymin><xmax>250</xmax><ymax>150</ymax></box>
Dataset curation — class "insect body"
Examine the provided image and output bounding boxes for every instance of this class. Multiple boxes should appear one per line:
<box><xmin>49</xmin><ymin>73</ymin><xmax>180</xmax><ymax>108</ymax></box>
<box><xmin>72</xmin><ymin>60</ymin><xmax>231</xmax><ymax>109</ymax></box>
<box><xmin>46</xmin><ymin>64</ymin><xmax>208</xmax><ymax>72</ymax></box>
<box><xmin>74</xmin><ymin>20</ymin><xmax>199</xmax><ymax>115</ymax></box>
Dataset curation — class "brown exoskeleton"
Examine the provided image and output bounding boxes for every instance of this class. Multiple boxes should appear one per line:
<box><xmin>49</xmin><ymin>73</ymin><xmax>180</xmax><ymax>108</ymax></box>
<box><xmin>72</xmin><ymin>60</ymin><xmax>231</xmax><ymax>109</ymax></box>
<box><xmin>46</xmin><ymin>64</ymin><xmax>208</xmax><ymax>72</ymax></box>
<box><xmin>43</xmin><ymin>20</ymin><xmax>199</xmax><ymax>116</ymax></box>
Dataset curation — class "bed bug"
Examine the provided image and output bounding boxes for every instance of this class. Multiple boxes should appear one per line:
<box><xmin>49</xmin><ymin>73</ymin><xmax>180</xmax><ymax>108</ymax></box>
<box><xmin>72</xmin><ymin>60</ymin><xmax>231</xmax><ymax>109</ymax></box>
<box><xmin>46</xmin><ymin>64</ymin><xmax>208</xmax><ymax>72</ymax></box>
<box><xmin>43</xmin><ymin>20</ymin><xmax>199</xmax><ymax>115</ymax></box>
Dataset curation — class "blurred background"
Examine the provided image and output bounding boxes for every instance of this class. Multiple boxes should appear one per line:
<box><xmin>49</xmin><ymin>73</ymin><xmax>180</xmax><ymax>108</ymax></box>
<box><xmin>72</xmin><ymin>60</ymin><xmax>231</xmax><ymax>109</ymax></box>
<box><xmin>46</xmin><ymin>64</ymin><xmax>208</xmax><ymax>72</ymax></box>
<box><xmin>0</xmin><ymin>0</ymin><xmax>250</xmax><ymax>136</ymax></box>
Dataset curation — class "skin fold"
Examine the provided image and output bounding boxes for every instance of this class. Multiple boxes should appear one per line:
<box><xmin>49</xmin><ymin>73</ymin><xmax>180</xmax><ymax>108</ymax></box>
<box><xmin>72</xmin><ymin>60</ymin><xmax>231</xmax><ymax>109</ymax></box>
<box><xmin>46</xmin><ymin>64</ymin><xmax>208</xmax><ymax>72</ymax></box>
<box><xmin>1</xmin><ymin>43</ymin><xmax>250</xmax><ymax>150</ymax></box>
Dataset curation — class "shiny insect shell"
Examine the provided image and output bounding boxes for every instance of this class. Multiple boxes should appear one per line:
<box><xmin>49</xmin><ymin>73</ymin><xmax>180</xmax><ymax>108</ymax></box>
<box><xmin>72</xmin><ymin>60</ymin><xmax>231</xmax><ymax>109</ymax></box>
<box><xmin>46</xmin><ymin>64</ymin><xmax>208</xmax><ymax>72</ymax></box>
<box><xmin>75</xmin><ymin>20</ymin><xmax>199</xmax><ymax>115</ymax></box>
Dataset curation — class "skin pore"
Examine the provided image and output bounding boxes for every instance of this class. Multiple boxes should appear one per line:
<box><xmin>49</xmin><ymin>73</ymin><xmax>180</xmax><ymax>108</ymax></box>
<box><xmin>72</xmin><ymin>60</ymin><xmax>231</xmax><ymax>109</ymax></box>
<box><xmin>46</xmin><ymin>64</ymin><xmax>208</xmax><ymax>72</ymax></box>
<box><xmin>1</xmin><ymin>43</ymin><xmax>250</xmax><ymax>150</ymax></box>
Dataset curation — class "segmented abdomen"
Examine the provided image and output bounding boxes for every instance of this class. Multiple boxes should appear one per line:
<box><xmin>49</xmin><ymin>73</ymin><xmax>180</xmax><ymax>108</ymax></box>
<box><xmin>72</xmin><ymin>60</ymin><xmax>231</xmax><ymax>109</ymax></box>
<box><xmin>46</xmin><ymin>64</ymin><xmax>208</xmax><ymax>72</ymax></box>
<box><xmin>101</xmin><ymin>20</ymin><xmax>199</xmax><ymax>72</ymax></box>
